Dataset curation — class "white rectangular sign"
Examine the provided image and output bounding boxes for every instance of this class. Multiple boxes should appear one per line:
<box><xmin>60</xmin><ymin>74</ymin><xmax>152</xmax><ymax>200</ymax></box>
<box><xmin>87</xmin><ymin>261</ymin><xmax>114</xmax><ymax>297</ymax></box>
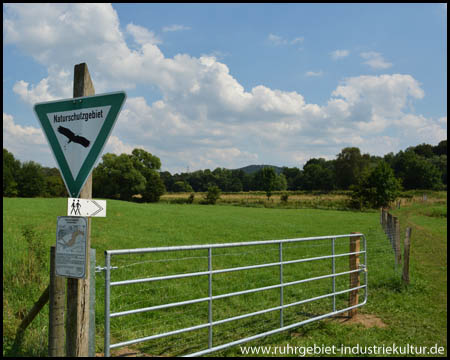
<box><xmin>68</xmin><ymin>198</ymin><xmax>106</xmax><ymax>217</ymax></box>
<box><xmin>56</xmin><ymin>216</ymin><xmax>87</xmax><ymax>278</ymax></box>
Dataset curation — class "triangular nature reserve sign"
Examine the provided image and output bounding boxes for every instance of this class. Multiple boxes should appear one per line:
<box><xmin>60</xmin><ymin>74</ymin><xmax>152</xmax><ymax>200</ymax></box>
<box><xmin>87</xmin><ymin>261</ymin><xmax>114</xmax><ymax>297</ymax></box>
<box><xmin>34</xmin><ymin>91</ymin><xmax>126</xmax><ymax>198</ymax></box>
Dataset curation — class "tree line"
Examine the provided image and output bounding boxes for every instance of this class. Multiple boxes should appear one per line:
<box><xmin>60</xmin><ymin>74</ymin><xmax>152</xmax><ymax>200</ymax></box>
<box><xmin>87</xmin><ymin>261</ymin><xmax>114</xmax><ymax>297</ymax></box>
<box><xmin>3</xmin><ymin>140</ymin><xmax>446</xmax><ymax>203</ymax></box>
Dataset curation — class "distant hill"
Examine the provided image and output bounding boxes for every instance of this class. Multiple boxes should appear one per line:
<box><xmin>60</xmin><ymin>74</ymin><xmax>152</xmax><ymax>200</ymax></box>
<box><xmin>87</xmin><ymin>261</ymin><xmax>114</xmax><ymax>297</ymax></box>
<box><xmin>234</xmin><ymin>164</ymin><xmax>284</xmax><ymax>175</ymax></box>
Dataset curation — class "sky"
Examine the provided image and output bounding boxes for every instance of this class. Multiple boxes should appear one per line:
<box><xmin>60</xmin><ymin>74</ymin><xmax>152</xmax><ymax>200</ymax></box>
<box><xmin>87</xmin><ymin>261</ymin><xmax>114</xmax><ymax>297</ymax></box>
<box><xmin>3</xmin><ymin>3</ymin><xmax>447</xmax><ymax>174</ymax></box>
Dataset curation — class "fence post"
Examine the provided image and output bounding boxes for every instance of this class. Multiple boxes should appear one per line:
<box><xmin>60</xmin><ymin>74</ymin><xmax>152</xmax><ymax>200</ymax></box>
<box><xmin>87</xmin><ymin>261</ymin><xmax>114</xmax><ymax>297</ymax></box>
<box><xmin>402</xmin><ymin>228</ymin><xmax>412</xmax><ymax>284</ymax></box>
<box><xmin>348</xmin><ymin>233</ymin><xmax>360</xmax><ymax>317</ymax></box>
<box><xmin>394</xmin><ymin>217</ymin><xmax>401</xmax><ymax>265</ymax></box>
<box><xmin>49</xmin><ymin>246</ymin><xmax>66</xmax><ymax>356</ymax></box>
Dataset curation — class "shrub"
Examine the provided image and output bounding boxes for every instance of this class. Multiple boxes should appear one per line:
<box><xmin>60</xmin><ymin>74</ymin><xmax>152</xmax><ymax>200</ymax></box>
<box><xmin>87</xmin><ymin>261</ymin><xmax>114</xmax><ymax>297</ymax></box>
<box><xmin>280</xmin><ymin>192</ymin><xmax>289</xmax><ymax>203</ymax></box>
<box><xmin>187</xmin><ymin>193</ymin><xmax>195</xmax><ymax>204</ymax></box>
<box><xmin>351</xmin><ymin>161</ymin><xmax>401</xmax><ymax>209</ymax></box>
<box><xmin>204</xmin><ymin>185</ymin><xmax>221</xmax><ymax>205</ymax></box>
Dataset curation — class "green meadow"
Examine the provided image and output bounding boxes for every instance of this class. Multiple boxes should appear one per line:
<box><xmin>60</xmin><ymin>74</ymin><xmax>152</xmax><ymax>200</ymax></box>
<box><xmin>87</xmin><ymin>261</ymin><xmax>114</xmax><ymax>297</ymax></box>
<box><xmin>3</xmin><ymin>194</ymin><xmax>447</xmax><ymax>356</ymax></box>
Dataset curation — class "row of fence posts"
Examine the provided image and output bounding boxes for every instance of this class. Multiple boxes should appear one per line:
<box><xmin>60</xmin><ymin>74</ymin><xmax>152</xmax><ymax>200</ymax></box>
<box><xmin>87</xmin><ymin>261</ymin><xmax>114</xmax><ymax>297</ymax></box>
<box><xmin>380</xmin><ymin>208</ymin><xmax>412</xmax><ymax>284</ymax></box>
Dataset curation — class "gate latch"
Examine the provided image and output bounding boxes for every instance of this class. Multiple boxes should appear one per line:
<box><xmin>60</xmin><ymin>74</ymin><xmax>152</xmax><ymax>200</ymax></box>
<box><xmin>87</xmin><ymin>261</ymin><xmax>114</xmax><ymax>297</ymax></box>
<box><xmin>95</xmin><ymin>265</ymin><xmax>118</xmax><ymax>273</ymax></box>
<box><xmin>359</xmin><ymin>264</ymin><xmax>367</xmax><ymax>272</ymax></box>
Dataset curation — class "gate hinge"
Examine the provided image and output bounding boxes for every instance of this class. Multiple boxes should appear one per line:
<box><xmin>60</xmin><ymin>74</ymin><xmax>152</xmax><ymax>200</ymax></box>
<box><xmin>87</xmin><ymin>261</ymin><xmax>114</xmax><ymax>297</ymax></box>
<box><xmin>359</xmin><ymin>264</ymin><xmax>367</xmax><ymax>272</ymax></box>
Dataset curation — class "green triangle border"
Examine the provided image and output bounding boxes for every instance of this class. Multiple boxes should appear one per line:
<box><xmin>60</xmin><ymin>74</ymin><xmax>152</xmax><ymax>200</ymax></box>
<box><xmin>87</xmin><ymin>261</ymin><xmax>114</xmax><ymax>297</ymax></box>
<box><xmin>34</xmin><ymin>91</ymin><xmax>126</xmax><ymax>198</ymax></box>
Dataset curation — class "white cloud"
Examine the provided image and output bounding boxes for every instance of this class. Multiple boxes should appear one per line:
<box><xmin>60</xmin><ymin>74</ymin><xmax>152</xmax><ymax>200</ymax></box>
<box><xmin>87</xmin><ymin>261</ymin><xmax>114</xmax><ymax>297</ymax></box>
<box><xmin>127</xmin><ymin>23</ymin><xmax>161</xmax><ymax>45</ymax></box>
<box><xmin>290</xmin><ymin>37</ymin><xmax>304</xmax><ymax>44</ymax></box>
<box><xmin>305</xmin><ymin>71</ymin><xmax>324</xmax><ymax>77</ymax></box>
<box><xmin>3</xmin><ymin>112</ymin><xmax>52</xmax><ymax>164</ymax></box>
<box><xmin>330</xmin><ymin>49</ymin><xmax>349</xmax><ymax>60</ymax></box>
<box><xmin>268</xmin><ymin>33</ymin><xmax>303</xmax><ymax>46</ymax></box>
<box><xmin>268</xmin><ymin>33</ymin><xmax>287</xmax><ymax>45</ymax></box>
<box><xmin>360</xmin><ymin>51</ymin><xmax>393</xmax><ymax>69</ymax></box>
<box><xmin>162</xmin><ymin>24</ymin><xmax>191</xmax><ymax>32</ymax></box>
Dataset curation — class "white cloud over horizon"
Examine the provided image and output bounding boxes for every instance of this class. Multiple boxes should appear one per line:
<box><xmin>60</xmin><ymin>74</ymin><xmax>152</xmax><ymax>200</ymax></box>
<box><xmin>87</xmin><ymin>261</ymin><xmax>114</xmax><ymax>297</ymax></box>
<box><xmin>3</xmin><ymin>3</ymin><xmax>446</xmax><ymax>173</ymax></box>
<box><xmin>330</xmin><ymin>49</ymin><xmax>349</xmax><ymax>59</ymax></box>
<box><xmin>360</xmin><ymin>51</ymin><xmax>393</xmax><ymax>69</ymax></box>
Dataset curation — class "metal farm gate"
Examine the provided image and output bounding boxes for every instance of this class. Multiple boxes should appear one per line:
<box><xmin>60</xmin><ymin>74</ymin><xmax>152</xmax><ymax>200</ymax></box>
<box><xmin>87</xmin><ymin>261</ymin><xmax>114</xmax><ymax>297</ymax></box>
<box><xmin>103</xmin><ymin>234</ymin><xmax>367</xmax><ymax>357</ymax></box>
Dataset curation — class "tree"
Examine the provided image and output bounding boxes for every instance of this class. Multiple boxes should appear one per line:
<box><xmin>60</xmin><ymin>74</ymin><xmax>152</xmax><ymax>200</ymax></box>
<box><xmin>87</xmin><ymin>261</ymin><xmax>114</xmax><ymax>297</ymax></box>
<box><xmin>335</xmin><ymin>147</ymin><xmax>367</xmax><ymax>190</ymax></box>
<box><xmin>142</xmin><ymin>171</ymin><xmax>166</xmax><ymax>202</ymax></box>
<box><xmin>392</xmin><ymin>150</ymin><xmax>443</xmax><ymax>190</ymax></box>
<box><xmin>17</xmin><ymin>161</ymin><xmax>46</xmax><ymax>197</ymax></box>
<box><xmin>273</xmin><ymin>173</ymin><xmax>287</xmax><ymax>191</ymax></box>
<box><xmin>302</xmin><ymin>158</ymin><xmax>335</xmax><ymax>191</ymax></box>
<box><xmin>3</xmin><ymin>148</ymin><xmax>21</xmax><ymax>197</ymax></box>
<box><xmin>172</xmin><ymin>181</ymin><xmax>193</xmax><ymax>193</ymax></box>
<box><xmin>282</xmin><ymin>167</ymin><xmax>301</xmax><ymax>190</ymax></box>
<box><xmin>204</xmin><ymin>185</ymin><xmax>221</xmax><ymax>204</ymax></box>
<box><xmin>130</xmin><ymin>149</ymin><xmax>165</xmax><ymax>202</ymax></box>
<box><xmin>413</xmin><ymin>143</ymin><xmax>434</xmax><ymax>158</ymax></box>
<box><xmin>350</xmin><ymin>161</ymin><xmax>401</xmax><ymax>209</ymax></box>
<box><xmin>433</xmin><ymin>140</ymin><xmax>447</xmax><ymax>156</ymax></box>
<box><xmin>259</xmin><ymin>167</ymin><xmax>277</xmax><ymax>199</ymax></box>
<box><xmin>93</xmin><ymin>153</ymin><xmax>146</xmax><ymax>200</ymax></box>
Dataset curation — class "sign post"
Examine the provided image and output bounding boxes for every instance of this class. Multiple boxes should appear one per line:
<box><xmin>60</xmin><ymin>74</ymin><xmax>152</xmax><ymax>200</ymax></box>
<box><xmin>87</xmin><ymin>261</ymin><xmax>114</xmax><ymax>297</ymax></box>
<box><xmin>35</xmin><ymin>62</ymin><xmax>125</xmax><ymax>356</ymax></box>
<box><xmin>67</xmin><ymin>62</ymin><xmax>94</xmax><ymax>357</ymax></box>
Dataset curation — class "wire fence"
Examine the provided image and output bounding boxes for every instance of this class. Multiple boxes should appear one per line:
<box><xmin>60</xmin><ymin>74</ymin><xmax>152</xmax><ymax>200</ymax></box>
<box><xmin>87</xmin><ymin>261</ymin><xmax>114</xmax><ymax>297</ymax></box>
<box><xmin>94</xmin><ymin>226</ymin><xmax>402</xmax><ymax>357</ymax></box>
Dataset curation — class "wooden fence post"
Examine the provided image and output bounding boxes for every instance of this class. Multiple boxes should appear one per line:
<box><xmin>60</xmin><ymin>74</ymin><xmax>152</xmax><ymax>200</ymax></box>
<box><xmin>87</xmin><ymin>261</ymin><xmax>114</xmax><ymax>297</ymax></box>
<box><xmin>49</xmin><ymin>246</ymin><xmax>66</xmax><ymax>356</ymax></box>
<box><xmin>402</xmin><ymin>228</ymin><xmax>412</xmax><ymax>284</ymax></box>
<box><xmin>394</xmin><ymin>217</ymin><xmax>401</xmax><ymax>265</ymax></box>
<box><xmin>66</xmin><ymin>62</ymin><xmax>94</xmax><ymax>357</ymax></box>
<box><xmin>348</xmin><ymin>233</ymin><xmax>360</xmax><ymax>317</ymax></box>
<box><xmin>382</xmin><ymin>208</ymin><xmax>388</xmax><ymax>232</ymax></box>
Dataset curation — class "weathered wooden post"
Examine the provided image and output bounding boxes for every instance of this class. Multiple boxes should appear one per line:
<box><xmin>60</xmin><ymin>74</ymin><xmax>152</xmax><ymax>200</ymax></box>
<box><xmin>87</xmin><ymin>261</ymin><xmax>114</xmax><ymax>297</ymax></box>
<box><xmin>381</xmin><ymin>208</ymin><xmax>387</xmax><ymax>232</ymax></box>
<box><xmin>66</xmin><ymin>62</ymin><xmax>94</xmax><ymax>357</ymax></box>
<box><xmin>348</xmin><ymin>233</ymin><xmax>360</xmax><ymax>317</ymax></box>
<box><xmin>394</xmin><ymin>216</ymin><xmax>401</xmax><ymax>265</ymax></box>
<box><xmin>402</xmin><ymin>228</ymin><xmax>412</xmax><ymax>284</ymax></box>
<box><xmin>49</xmin><ymin>246</ymin><xmax>66</xmax><ymax>356</ymax></box>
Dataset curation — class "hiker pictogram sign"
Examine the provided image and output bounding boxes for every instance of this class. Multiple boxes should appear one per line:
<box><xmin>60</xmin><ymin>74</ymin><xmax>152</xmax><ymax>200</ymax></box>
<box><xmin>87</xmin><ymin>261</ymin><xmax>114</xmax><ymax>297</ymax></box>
<box><xmin>68</xmin><ymin>198</ymin><xmax>106</xmax><ymax>217</ymax></box>
<box><xmin>34</xmin><ymin>91</ymin><xmax>126</xmax><ymax>198</ymax></box>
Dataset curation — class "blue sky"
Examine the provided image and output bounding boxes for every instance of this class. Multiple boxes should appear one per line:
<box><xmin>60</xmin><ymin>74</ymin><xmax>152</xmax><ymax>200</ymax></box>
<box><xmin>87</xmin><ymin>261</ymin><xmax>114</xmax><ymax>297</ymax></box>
<box><xmin>3</xmin><ymin>3</ymin><xmax>447</xmax><ymax>174</ymax></box>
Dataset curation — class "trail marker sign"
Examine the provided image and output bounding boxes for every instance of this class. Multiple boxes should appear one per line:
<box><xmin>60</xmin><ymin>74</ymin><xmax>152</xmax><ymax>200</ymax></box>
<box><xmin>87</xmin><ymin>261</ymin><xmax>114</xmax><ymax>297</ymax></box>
<box><xmin>68</xmin><ymin>198</ymin><xmax>106</xmax><ymax>217</ymax></box>
<box><xmin>34</xmin><ymin>91</ymin><xmax>126</xmax><ymax>198</ymax></box>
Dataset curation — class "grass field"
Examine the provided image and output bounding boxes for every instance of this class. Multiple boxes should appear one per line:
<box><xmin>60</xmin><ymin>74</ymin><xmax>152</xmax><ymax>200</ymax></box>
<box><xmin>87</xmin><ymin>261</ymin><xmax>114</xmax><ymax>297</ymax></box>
<box><xmin>3</xmin><ymin>192</ymin><xmax>447</xmax><ymax>357</ymax></box>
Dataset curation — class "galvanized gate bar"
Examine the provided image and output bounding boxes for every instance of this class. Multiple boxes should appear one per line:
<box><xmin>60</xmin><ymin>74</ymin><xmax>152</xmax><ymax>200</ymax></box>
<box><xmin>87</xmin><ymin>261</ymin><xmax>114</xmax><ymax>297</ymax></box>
<box><xmin>105</xmin><ymin>233</ymin><xmax>363</xmax><ymax>255</ymax></box>
<box><xmin>109</xmin><ymin>250</ymin><xmax>365</xmax><ymax>287</ymax></box>
<box><xmin>104</xmin><ymin>234</ymin><xmax>367</xmax><ymax>357</ymax></box>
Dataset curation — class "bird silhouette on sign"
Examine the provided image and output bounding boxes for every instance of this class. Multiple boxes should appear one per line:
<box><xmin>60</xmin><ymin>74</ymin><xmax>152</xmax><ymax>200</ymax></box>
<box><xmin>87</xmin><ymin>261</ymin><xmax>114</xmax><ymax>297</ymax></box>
<box><xmin>57</xmin><ymin>126</ymin><xmax>90</xmax><ymax>148</ymax></box>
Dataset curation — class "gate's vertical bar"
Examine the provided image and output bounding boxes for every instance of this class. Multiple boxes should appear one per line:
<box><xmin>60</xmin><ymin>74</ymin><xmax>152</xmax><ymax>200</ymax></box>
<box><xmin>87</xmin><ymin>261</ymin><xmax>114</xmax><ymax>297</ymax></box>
<box><xmin>104</xmin><ymin>252</ymin><xmax>111</xmax><ymax>357</ymax></box>
<box><xmin>208</xmin><ymin>247</ymin><xmax>213</xmax><ymax>349</ymax></box>
<box><xmin>89</xmin><ymin>248</ymin><xmax>96</xmax><ymax>357</ymax></box>
<box><xmin>279</xmin><ymin>243</ymin><xmax>283</xmax><ymax>328</ymax></box>
<box><xmin>331</xmin><ymin>238</ymin><xmax>336</xmax><ymax>312</ymax></box>
<box><xmin>364</xmin><ymin>235</ymin><xmax>368</xmax><ymax>303</ymax></box>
